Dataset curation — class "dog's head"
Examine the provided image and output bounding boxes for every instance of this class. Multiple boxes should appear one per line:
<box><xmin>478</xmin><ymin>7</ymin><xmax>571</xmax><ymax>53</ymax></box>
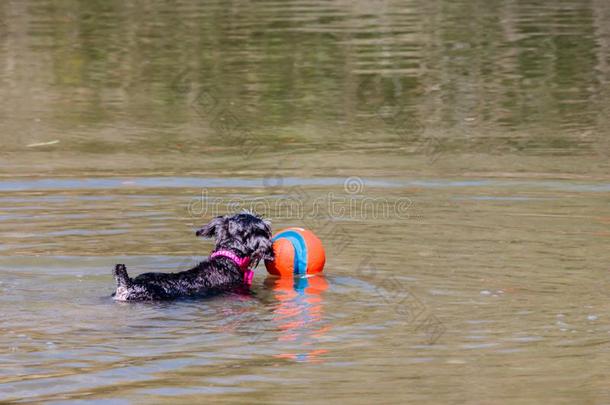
<box><xmin>196</xmin><ymin>212</ymin><xmax>274</xmax><ymax>265</ymax></box>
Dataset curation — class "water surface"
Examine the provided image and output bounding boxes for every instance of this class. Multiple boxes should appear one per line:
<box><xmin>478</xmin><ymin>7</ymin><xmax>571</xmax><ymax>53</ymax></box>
<box><xmin>1</xmin><ymin>0</ymin><xmax>609</xmax><ymax>403</ymax></box>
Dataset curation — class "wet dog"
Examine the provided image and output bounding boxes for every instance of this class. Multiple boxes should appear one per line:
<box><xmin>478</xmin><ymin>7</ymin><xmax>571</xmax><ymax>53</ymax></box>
<box><xmin>112</xmin><ymin>212</ymin><xmax>274</xmax><ymax>301</ymax></box>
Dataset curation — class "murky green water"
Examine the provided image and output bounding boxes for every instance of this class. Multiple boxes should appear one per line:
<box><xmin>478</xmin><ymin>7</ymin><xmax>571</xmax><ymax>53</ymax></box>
<box><xmin>1</xmin><ymin>0</ymin><xmax>609</xmax><ymax>403</ymax></box>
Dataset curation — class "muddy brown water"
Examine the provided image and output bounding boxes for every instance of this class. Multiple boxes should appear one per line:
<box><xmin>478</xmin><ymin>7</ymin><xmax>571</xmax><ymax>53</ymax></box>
<box><xmin>1</xmin><ymin>0</ymin><xmax>609</xmax><ymax>403</ymax></box>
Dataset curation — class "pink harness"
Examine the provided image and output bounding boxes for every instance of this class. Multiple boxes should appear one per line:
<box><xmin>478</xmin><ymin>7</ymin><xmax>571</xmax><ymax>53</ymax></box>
<box><xmin>210</xmin><ymin>250</ymin><xmax>255</xmax><ymax>286</ymax></box>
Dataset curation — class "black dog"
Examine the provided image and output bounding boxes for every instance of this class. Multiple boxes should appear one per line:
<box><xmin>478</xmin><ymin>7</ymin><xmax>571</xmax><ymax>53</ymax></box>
<box><xmin>112</xmin><ymin>212</ymin><xmax>274</xmax><ymax>301</ymax></box>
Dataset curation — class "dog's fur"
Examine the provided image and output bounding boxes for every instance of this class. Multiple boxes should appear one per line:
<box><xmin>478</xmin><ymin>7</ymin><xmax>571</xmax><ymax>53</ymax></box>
<box><xmin>112</xmin><ymin>212</ymin><xmax>274</xmax><ymax>301</ymax></box>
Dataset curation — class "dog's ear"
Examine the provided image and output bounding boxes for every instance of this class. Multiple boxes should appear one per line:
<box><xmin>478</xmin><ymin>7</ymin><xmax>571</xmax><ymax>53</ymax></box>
<box><xmin>196</xmin><ymin>216</ymin><xmax>226</xmax><ymax>239</ymax></box>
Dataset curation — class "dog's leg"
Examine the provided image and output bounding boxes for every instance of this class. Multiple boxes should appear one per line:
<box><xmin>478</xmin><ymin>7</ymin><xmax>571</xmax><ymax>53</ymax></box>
<box><xmin>113</xmin><ymin>264</ymin><xmax>169</xmax><ymax>301</ymax></box>
<box><xmin>113</xmin><ymin>264</ymin><xmax>132</xmax><ymax>288</ymax></box>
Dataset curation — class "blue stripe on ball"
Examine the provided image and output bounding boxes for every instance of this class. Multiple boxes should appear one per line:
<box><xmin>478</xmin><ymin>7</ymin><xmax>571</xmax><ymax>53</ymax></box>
<box><xmin>273</xmin><ymin>230</ymin><xmax>308</xmax><ymax>275</ymax></box>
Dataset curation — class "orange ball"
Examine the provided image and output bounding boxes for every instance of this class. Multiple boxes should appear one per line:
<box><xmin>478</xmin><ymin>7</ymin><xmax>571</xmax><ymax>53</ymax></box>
<box><xmin>264</xmin><ymin>227</ymin><xmax>325</xmax><ymax>277</ymax></box>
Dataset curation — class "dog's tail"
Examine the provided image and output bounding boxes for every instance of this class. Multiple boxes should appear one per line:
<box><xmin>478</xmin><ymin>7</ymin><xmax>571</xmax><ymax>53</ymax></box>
<box><xmin>113</xmin><ymin>264</ymin><xmax>132</xmax><ymax>288</ymax></box>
